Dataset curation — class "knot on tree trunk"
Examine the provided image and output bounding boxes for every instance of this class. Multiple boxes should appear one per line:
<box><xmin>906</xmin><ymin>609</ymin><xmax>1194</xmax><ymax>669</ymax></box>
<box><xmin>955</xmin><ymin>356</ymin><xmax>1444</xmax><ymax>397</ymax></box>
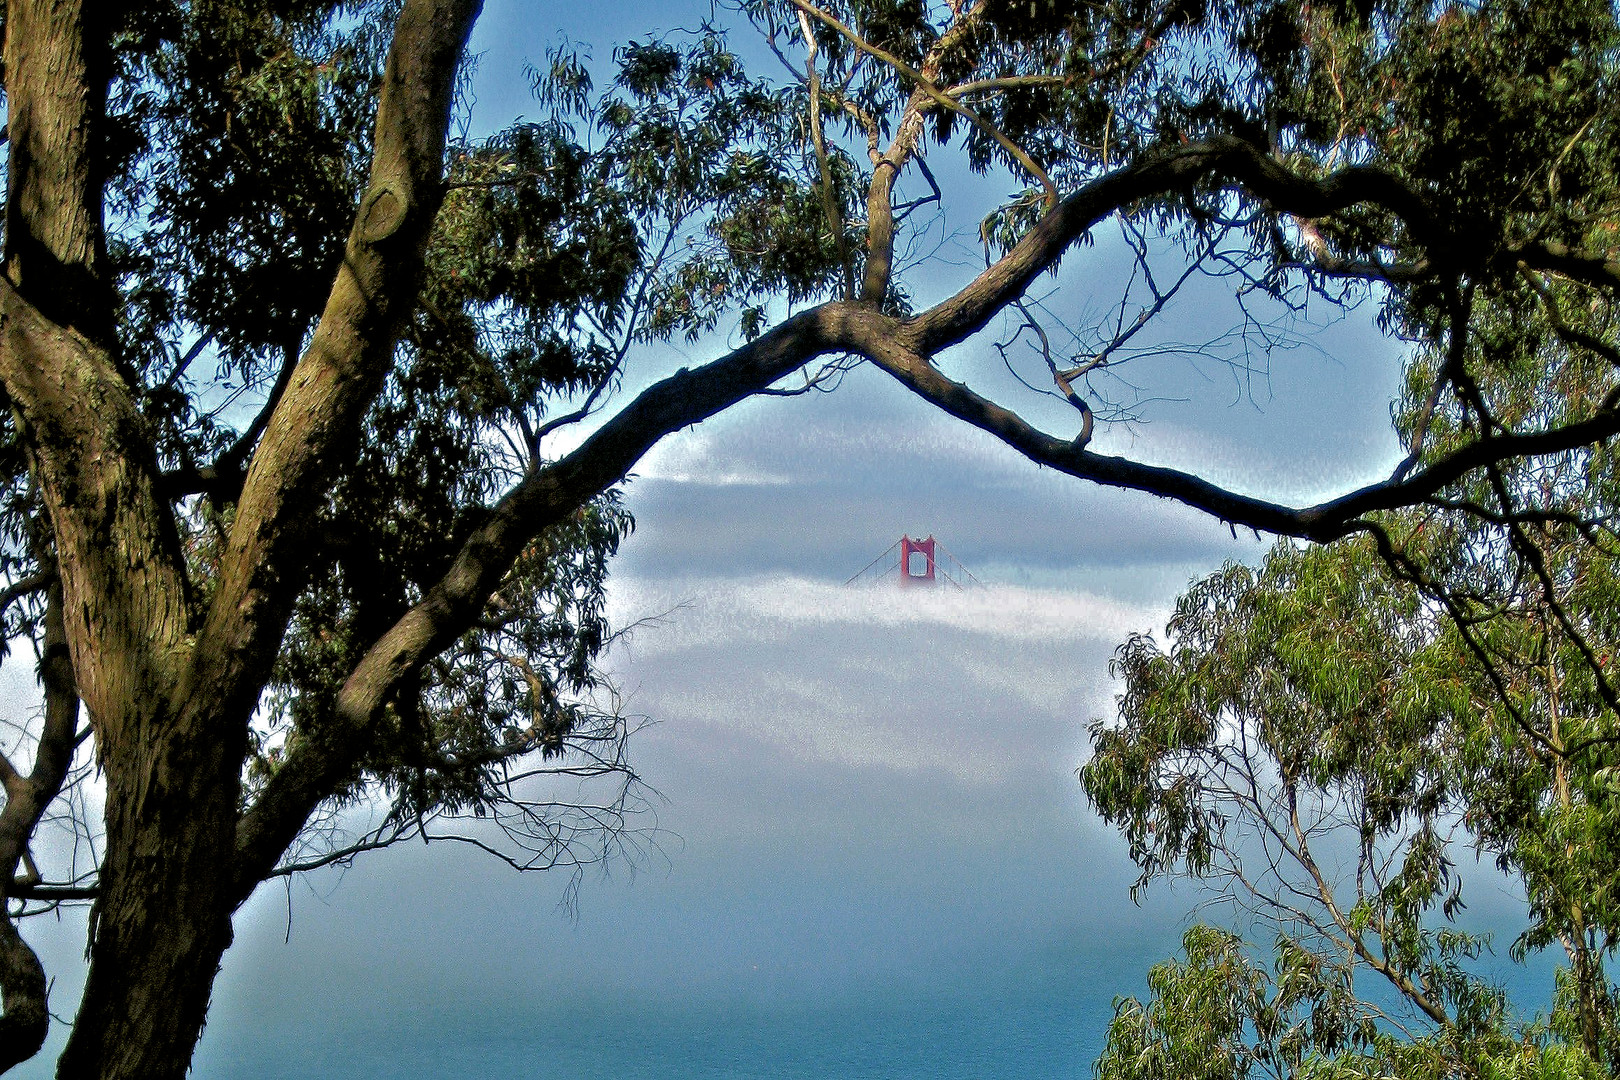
<box><xmin>359</xmin><ymin>182</ymin><xmax>410</xmax><ymax>243</ymax></box>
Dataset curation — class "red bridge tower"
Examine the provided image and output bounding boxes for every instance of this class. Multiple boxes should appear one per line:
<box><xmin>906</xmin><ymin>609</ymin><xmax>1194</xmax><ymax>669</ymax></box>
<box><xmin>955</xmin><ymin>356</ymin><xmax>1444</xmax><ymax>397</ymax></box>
<box><xmin>899</xmin><ymin>534</ymin><xmax>937</xmax><ymax>587</ymax></box>
<box><xmin>844</xmin><ymin>535</ymin><xmax>982</xmax><ymax>589</ymax></box>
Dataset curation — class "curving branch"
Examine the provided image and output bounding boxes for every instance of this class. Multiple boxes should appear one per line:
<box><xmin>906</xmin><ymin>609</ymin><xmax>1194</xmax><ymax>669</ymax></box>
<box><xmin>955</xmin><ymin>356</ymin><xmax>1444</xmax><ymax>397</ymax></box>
<box><xmin>875</xmin><ymin>324</ymin><xmax>1620</xmax><ymax>541</ymax></box>
<box><xmin>874</xmin><ymin>142</ymin><xmax>1620</xmax><ymax>540</ymax></box>
<box><xmin>0</xmin><ymin>573</ymin><xmax>49</xmax><ymax>622</ymax></box>
<box><xmin>233</xmin><ymin>135</ymin><xmax>1620</xmax><ymax>897</ymax></box>
<box><xmin>230</xmin><ymin>302</ymin><xmax>891</xmax><ymax>895</ymax></box>
<box><xmin>1515</xmin><ymin>240</ymin><xmax>1620</xmax><ymax>293</ymax></box>
<box><xmin>908</xmin><ymin>135</ymin><xmax>1445</xmax><ymax>355</ymax></box>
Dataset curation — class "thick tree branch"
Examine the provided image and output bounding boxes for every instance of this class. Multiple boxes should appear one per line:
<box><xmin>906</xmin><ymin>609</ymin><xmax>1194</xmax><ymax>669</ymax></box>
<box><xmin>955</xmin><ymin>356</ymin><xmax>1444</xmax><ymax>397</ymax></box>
<box><xmin>872</xmin><ymin>332</ymin><xmax>1620</xmax><ymax>541</ymax></box>
<box><xmin>1</xmin><ymin>0</ymin><xmax>112</xmax><ymax>346</ymax></box>
<box><xmin>180</xmin><ymin>0</ymin><xmax>484</xmax><ymax>738</ymax></box>
<box><xmin>867</xmin><ymin>338</ymin><xmax>1351</xmax><ymax>537</ymax></box>
<box><xmin>232</xmin><ymin>132</ymin><xmax>1611</xmax><ymax>893</ymax></box>
<box><xmin>1515</xmin><ymin>240</ymin><xmax>1620</xmax><ymax>293</ymax></box>
<box><xmin>230</xmin><ymin>302</ymin><xmax>889</xmax><ymax>895</ymax></box>
<box><xmin>32</xmin><ymin>5</ymin><xmax>487</xmax><ymax>1075</ymax></box>
<box><xmin>0</xmin><ymin>8</ymin><xmax>193</xmax><ymax>755</ymax></box>
<box><xmin>0</xmin><ymin>919</ymin><xmax>47</xmax><ymax>1074</ymax></box>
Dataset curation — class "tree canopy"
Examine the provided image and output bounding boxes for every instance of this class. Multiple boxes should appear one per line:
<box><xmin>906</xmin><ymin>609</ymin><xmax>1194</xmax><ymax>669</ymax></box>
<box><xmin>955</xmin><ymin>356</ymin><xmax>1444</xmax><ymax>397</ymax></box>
<box><xmin>1086</xmin><ymin>534</ymin><xmax>1620</xmax><ymax>1078</ymax></box>
<box><xmin>0</xmin><ymin>0</ymin><xmax>1618</xmax><ymax>1076</ymax></box>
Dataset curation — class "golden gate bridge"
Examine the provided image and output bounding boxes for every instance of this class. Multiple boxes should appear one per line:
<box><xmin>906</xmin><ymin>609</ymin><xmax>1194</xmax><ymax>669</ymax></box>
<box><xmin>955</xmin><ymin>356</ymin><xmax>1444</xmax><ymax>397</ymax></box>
<box><xmin>844</xmin><ymin>534</ymin><xmax>985</xmax><ymax>589</ymax></box>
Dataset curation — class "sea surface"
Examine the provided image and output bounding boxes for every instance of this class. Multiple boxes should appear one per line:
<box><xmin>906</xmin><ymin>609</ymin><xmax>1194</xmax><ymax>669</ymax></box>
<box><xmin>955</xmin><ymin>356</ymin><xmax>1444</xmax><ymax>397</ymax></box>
<box><xmin>190</xmin><ymin>946</ymin><xmax>1558</xmax><ymax>1079</ymax></box>
<box><xmin>198</xmin><ymin>978</ymin><xmax>1126</xmax><ymax>1079</ymax></box>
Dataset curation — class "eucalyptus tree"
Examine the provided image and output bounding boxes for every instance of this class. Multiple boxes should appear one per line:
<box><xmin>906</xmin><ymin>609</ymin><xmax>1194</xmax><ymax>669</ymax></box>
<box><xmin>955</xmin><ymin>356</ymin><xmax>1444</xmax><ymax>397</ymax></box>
<box><xmin>1085</xmin><ymin>535</ymin><xmax>1620</xmax><ymax>1078</ymax></box>
<box><xmin>1</xmin><ymin>0</ymin><xmax>1619</xmax><ymax>1077</ymax></box>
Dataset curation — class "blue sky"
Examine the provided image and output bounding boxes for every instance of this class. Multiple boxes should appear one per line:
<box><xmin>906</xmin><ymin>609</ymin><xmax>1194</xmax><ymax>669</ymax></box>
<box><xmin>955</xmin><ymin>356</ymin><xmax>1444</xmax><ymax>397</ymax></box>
<box><xmin>3</xmin><ymin>3</ymin><xmax>1486</xmax><ymax>1075</ymax></box>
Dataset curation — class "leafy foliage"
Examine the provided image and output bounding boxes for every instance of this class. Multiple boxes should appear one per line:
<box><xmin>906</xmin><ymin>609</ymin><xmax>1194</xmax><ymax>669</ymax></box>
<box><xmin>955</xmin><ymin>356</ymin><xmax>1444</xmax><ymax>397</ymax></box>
<box><xmin>1085</xmin><ymin>534</ymin><xmax>1620</xmax><ymax>1076</ymax></box>
<box><xmin>1096</xmin><ymin>926</ymin><xmax>1606</xmax><ymax>1080</ymax></box>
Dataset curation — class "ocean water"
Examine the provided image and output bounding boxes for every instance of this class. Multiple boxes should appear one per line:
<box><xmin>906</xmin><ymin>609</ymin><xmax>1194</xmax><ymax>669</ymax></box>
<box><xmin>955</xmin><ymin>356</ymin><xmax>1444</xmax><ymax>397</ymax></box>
<box><xmin>193</xmin><ymin>942</ymin><xmax>1562</xmax><ymax>1079</ymax></box>
<box><xmin>198</xmin><ymin>966</ymin><xmax>1127</xmax><ymax>1079</ymax></box>
<box><xmin>209</xmin><ymin>970</ymin><xmax>1565</xmax><ymax>1077</ymax></box>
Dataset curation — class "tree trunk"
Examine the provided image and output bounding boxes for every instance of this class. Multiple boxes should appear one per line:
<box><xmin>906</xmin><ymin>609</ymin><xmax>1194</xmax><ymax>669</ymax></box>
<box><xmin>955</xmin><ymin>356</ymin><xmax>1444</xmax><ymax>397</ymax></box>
<box><xmin>1</xmin><ymin>3</ymin><xmax>243</xmax><ymax>1075</ymax></box>
<box><xmin>53</xmin><ymin>722</ymin><xmax>245</xmax><ymax>1080</ymax></box>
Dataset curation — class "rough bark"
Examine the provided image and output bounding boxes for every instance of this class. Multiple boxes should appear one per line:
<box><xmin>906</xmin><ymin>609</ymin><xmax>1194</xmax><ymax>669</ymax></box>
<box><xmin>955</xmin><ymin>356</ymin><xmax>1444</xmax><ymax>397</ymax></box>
<box><xmin>0</xmin><ymin>0</ymin><xmax>238</xmax><ymax>1069</ymax></box>
<box><xmin>0</xmin><ymin>921</ymin><xmax>45</xmax><ymax>1075</ymax></box>
<box><xmin>179</xmin><ymin>0</ymin><xmax>485</xmax><ymax>757</ymax></box>
<box><xmin>0</xmin><ymin>0</ymin><xmax>111</xmax><ymax>345</ymax></box>
<box><xmin>0</xmin><ymin>6</ymin><xmax>110</xmax><ymax>1064</ymax></box>
<box><xmin>2</xmin><ymin>4</ymin><xmax>217</xmax><ymax>1070</ymax></box>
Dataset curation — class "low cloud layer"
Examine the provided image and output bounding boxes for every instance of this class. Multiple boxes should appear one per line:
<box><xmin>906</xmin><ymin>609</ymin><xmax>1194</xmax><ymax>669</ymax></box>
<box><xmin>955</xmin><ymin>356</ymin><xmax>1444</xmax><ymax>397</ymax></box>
<box><xmin>604</xmin><ymin>574</ymin><xmax>1151</xmax><ymax>795</ymax></box>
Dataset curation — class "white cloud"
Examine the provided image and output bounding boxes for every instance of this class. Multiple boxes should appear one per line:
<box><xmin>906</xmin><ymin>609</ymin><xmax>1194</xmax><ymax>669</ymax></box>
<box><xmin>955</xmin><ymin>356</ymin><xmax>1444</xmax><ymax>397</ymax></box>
<box><xmin>601</xmin><ymin>575</ymin><xmax>1159</xmax><ymax>787</ymax></box>
<box><xmin>611</xmin><ymin>575</ymin><xmax>1164</xmax><ymax>651</ymax></box>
